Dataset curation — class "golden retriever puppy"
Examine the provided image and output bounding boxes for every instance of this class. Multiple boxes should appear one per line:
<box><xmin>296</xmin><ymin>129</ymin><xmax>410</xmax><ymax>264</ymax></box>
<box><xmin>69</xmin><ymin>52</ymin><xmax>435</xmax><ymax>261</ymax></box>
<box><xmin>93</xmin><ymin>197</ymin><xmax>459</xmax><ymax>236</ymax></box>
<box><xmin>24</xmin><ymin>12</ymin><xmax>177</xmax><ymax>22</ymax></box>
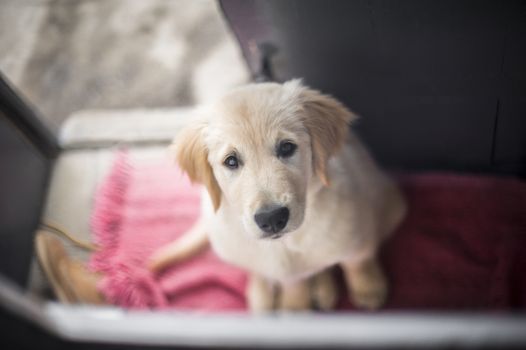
<box><xmin>149</xmin><ymin>80</ymin><xmax>406</xmax><ymax>311</ymax></box>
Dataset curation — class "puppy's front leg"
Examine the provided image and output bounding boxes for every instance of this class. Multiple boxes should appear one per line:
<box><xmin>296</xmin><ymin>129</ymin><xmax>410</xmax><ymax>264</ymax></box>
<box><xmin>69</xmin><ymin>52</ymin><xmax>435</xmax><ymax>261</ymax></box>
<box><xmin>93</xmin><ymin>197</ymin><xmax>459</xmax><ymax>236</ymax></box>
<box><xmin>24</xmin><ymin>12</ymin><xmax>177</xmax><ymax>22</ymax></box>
<box><xmin>310</xmin><ymin>269</ymin><xmax>338</xmax><ymax>311</ymax></box>
<box><xmin>278</xmin><ymin>279</ymin><xmax>311</xmax><ymax>311</ymax></box>
<box><xmin>340</xmin><ymin>257</ymin><xmax>388</xmax><ymax>310</ymax></box>
<box><xmin>148</xmin><ymin>217</ymin><xmax>208</xmax><ymax>272</ymax></box>
<box><xmin>247</xmin><ymin>274</ymin><xmax>276</xmax><ymax>313</ymax></box>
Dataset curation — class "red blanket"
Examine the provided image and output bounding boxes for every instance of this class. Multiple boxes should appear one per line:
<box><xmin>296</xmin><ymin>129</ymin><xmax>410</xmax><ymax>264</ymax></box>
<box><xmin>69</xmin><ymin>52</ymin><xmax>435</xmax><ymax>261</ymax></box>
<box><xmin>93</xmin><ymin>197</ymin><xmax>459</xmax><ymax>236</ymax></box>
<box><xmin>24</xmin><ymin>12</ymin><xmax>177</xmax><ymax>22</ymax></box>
<box><xmin>89</xmin><ymin>152</ymin><xmax>526</xmax><ymax>311</ymax></box>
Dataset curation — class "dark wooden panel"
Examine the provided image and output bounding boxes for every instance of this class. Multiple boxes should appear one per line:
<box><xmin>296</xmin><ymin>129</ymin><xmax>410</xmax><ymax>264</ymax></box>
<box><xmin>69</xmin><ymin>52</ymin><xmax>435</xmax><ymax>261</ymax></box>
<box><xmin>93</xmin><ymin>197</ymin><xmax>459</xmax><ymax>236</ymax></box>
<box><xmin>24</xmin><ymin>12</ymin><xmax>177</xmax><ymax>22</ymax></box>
<box><xmin>0</xmin><ymin>114</ymin><xmax>51</xmax><ymax>287</ymax></box>
<box><xmin>494</xmin><ymin>98</ymin><xmax>526</xmax><ymax>166</ymax></box>
<box><xmin>354</xmin><ymin>96</ymin><xmax>496</xmax><ymax>171</ymax></box>
<box><xmin>221</xmin><ymin>0</ymin><xmax>526</xmax><ymax>175</ymax></box>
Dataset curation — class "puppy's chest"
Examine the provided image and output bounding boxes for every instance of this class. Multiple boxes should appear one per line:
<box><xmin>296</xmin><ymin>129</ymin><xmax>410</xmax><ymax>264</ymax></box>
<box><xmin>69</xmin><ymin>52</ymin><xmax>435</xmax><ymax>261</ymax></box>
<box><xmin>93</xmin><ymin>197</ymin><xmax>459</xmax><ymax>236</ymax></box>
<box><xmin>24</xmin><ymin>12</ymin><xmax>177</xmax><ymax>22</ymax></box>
<box><xmin>208</xmin><ymin>208</ymin><xmax>359</xmax><ymax>281</ymax></box>
<box><xmin>285</xmin><ymin>207</ymin><xmax>360</xmax><ymax>263</ymax></box>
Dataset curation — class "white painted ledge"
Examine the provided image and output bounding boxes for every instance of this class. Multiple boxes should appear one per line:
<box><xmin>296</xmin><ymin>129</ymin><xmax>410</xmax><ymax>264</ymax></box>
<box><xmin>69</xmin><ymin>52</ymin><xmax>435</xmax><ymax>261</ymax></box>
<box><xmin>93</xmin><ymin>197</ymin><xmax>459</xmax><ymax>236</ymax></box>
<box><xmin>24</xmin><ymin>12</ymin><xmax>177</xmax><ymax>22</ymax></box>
<box><xmin>59</xmin><ymin>107</ymin><xmax>197</xmax><ymax>147</ymax></box>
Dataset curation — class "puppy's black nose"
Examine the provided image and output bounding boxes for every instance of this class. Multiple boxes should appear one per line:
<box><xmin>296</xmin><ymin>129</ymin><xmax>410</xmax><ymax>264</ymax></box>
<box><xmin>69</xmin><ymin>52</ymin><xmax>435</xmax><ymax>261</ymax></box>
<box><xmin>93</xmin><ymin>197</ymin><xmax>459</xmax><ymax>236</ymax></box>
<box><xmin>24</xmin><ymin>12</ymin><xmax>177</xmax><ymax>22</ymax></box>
<box><xmin>254</xmin><ymin>207</ymin><xmax>289</xmax><ymax>234</ymax></box>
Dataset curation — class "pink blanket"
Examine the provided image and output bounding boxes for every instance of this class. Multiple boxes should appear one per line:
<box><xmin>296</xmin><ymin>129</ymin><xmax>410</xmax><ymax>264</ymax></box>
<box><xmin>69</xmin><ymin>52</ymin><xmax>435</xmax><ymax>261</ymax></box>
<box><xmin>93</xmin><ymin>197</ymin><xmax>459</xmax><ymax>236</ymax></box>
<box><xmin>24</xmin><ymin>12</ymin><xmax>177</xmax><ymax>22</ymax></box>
<box><xmin>89</xmin><ymin>152</ymin><xmax>526</xmax><ymax>311</ymax></box>
<box><xmin>89</xmin><ymin>152</ymin><xmax>246</xmax><ymax>310</ymax></box>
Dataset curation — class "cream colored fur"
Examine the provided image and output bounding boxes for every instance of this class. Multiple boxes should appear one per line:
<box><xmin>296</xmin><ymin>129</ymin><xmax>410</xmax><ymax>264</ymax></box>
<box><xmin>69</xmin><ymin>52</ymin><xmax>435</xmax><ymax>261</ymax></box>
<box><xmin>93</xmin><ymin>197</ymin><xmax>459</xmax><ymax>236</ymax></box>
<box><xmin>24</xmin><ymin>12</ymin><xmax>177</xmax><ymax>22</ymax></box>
<box><xmin>149</xmin><ymin>80</ymin><xmax>407</xmax><ymax>311</ymax></box>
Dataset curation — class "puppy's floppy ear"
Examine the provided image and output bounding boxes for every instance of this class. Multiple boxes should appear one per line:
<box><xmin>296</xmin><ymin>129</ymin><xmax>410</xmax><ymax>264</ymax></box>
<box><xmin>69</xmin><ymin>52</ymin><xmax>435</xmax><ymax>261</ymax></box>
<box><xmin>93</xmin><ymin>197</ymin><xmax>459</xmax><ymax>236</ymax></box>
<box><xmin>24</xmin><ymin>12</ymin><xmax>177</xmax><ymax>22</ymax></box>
<box><xmin>300</xmin><ymin>87</ymin><xmax>356</xmax><ymax>186</ymax></box>
<box><xmin>171</xmin><ymin>122</ymin><xmax>222</xmax><ymax>211</ymax></box>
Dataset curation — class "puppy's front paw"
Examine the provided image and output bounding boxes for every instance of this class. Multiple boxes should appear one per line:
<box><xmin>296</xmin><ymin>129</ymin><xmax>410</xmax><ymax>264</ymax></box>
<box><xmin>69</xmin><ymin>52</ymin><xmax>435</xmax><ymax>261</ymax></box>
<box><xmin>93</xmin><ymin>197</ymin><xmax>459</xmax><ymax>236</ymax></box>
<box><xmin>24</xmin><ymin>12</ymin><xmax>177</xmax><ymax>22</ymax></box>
<box><xmin>247</xmin><ymin>274</ymin><xmax>275</xmax><ymax>313</ymax></box>
<box><xmin>278</xmin><ymin>281</ymin><xmax>311</xmax><ymax>311</ymax></box>
<box><xmin>311</xmin><ymin>269</ymin><xmax>338</xmax><ymax>311</ymax></box>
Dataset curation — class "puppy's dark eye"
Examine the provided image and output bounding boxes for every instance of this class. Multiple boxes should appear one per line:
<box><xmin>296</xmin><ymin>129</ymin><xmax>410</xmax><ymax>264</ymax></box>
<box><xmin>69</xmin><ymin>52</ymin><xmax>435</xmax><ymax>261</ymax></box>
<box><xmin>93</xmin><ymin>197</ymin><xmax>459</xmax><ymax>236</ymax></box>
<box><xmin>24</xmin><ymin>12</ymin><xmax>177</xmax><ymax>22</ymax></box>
<box><xmin>277</xmin><ymin>141</ymin><xmax>297</xmax><ymax>158</ymax></box>
<box><xmin>224</xmin><ymin>155</ymin><xmax>239</xmax><ymax>169</ymax></box>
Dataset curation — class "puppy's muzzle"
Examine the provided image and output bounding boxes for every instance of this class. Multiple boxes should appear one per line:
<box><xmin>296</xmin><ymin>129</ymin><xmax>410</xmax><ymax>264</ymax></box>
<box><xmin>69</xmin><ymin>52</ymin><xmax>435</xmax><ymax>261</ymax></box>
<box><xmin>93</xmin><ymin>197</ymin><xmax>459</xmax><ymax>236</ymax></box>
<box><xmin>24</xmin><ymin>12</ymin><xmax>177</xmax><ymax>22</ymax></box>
<box><xmin>254</xmin><ymin>206</ymin><xmax>289</xmax><ymax>238</ymax></box>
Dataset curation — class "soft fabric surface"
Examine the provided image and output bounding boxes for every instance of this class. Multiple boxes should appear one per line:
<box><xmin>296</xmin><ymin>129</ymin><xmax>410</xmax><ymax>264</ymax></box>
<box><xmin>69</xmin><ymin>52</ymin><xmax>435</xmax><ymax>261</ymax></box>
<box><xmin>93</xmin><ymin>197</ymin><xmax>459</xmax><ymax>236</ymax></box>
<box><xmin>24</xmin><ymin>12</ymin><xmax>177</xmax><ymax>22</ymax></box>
<box><xmin>89</xmin><ymin>152</ymin><xmax>246</xmax><ymax>310</ymax></box>
<box><xmin>89</xmin><ymin>152</ymin><xmax>526</xmax><ymax>311</ymax></box>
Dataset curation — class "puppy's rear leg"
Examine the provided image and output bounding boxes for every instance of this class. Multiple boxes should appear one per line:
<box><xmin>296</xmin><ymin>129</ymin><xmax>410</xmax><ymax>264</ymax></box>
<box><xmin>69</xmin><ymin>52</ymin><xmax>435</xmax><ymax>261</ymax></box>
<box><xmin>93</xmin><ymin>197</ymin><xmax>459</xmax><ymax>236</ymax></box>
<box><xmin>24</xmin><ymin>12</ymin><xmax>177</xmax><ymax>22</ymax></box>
<box><xmin>340</xmin><ymin>257</ymin><xmax>388</xmax><ymax>310</ymax></box>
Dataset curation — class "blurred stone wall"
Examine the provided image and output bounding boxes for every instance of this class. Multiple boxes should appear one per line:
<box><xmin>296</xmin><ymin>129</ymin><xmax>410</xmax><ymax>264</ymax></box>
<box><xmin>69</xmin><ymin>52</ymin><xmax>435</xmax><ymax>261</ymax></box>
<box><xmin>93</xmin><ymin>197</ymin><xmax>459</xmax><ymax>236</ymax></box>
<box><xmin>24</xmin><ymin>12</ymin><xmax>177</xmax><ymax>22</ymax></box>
<box><xmin>0</xmin><ymin>0</ymin><xmax>249</xmax><ymax>132</ymax></box>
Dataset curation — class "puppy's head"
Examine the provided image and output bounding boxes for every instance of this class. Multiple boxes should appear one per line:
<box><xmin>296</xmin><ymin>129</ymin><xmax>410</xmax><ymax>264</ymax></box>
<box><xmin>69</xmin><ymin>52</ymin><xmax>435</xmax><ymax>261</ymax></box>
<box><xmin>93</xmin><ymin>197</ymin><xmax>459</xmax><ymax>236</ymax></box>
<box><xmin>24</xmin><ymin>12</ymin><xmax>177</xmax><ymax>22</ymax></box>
<box><xmin>173</xmin><ymin>80</ymin><xmax>355</xmax><ymax>239</ymax></box>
